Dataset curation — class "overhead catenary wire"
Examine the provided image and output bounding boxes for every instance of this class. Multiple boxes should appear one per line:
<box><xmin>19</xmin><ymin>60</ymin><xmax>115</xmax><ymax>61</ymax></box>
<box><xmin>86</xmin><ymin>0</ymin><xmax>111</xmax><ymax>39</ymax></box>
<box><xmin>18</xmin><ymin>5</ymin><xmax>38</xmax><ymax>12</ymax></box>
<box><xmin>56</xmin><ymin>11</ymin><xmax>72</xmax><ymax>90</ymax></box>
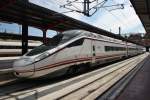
<box><xmin>102</xmin><ymin>0</ymin><xmax>135</xmax><ymax>34</ymax></box>
<box><xmin>112</xmin><ymin>0</ymin><xmax>130</xmax><ymax>23</ymax></box>
<box><xmin>58</xmin><ymin>0</ymin><xmax>121</xmax><ymax>16</ymax></box>
<box><xmin>47</xmin><ymin>0</ymin><xmax>132</xmax><ymax>33</ymax></box>
<box><xmin>113</xmin><ymin>0</ymin><xmax>145</xmax><ymax>34</ymax></box>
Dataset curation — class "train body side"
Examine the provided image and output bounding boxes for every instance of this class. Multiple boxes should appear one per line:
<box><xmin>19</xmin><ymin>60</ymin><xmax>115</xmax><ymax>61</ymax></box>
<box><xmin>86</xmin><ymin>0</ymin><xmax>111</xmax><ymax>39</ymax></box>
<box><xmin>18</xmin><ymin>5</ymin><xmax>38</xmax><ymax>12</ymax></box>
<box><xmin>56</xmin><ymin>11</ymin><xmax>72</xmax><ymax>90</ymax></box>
<box><xmin>13</xmin><ymin>30</ymin><xmax>145</xmax><ymax>78</ymax></box>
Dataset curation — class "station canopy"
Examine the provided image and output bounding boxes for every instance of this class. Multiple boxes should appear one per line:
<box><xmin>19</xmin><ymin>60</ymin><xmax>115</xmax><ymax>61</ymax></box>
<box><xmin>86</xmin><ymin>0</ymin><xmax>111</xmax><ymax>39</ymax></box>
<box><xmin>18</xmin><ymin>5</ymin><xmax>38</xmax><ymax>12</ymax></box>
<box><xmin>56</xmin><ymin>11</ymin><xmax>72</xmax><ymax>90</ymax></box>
<box><xmin>130</xmin><ymin>0</ymin><xmax>150</xmax><ymax>34</ymax></box>
<box><xmin>0</xmin><ymin>0</ymin><xmax>143</xmax><ymax>45</ymax></box>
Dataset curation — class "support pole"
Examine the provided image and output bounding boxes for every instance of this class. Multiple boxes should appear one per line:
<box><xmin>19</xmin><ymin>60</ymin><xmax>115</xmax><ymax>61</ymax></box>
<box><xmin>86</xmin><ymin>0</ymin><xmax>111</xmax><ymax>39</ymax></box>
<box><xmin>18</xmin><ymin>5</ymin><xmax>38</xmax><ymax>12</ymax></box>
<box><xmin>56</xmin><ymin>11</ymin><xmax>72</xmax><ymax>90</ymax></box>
<box><xmin>22</xmin><ymin>24</ymin><xmax>28</xmax><ymax>55</ymax></box>
<box><xmin>84</xmin><ymin>0</ymin><xmax>86</xmax><ymax>15</ymax></box>
<box><xmin>87</xmin><ymin>0</ymin><xmax>89</xmax><ymax>16</ymax></box>
<box><xmin>43</xmin><ymin>30</ymin><xmax>47</xmax><ymax>44</ymax></box>
<box><xmin>84</xmin><ymin>0</ymin><xmax>90</xmax><ymax>16</ymax></box>
<box><xmin>21</xmin><ymin>0</ymin><xmax>29</xmax><ymax>55</ymax></box>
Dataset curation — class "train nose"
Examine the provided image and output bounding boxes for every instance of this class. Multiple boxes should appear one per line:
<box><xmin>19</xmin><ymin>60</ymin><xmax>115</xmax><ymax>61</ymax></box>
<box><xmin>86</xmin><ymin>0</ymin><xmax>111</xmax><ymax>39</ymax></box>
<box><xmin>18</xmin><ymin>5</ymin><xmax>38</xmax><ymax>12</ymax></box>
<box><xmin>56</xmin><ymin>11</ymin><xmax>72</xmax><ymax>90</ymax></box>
<box><xmin>13</xmin><ymin>58</ymin><xmax>35</xmax><ymax>78</ymax></box>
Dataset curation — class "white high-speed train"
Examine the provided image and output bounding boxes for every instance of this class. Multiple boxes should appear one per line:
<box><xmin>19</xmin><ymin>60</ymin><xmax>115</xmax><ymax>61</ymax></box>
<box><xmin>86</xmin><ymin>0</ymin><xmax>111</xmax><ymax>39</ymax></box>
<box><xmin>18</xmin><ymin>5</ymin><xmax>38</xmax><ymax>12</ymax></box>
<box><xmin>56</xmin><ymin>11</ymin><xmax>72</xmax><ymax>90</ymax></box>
<box><xmin>13</xmin><ymin>30</ymin><xmax>145</xmax><ymax>78</ymax></box>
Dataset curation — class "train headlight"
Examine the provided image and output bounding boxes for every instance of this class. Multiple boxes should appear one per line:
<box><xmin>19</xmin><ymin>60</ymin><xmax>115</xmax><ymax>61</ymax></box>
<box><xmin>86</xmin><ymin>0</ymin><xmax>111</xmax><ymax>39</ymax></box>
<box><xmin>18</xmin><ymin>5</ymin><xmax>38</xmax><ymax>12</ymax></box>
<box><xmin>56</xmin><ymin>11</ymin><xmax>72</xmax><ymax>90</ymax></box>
<box><xmin>13</xmin><ymin>58</ymin><xmax>34</xmax><ymax>68</ymax></box>
<box><xmin>34</xmin><ymin>52</ymin><xmax>50</xmax><ymax>62</ymax></box>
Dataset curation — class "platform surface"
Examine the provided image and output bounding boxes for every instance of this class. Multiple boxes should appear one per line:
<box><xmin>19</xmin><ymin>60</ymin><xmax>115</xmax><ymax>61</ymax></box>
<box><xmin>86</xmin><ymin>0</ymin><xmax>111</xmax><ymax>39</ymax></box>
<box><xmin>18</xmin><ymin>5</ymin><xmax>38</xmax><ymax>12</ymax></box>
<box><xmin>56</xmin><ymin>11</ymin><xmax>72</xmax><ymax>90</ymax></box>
<box><xmin>117</xmin><ymin>55</ymin><xmax>150</xmax><ymax>100</ymax></box>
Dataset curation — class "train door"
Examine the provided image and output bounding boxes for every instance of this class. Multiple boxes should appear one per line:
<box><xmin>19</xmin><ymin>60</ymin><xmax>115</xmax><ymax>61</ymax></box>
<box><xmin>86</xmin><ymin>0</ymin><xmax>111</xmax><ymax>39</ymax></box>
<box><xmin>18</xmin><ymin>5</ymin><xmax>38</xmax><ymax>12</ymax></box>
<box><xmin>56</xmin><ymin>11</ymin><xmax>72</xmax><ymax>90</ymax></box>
<box><xmin>92</xmin><ymin>40</ymin><xmax>96</xmax><ymax>64</ymax></box>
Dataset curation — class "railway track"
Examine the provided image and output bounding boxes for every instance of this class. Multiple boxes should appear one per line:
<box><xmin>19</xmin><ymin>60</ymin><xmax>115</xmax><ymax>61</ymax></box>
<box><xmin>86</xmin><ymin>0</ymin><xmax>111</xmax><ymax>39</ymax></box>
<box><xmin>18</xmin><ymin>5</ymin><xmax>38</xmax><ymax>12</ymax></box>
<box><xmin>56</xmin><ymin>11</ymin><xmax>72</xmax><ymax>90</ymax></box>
<box><xmin>98</xmin><ymin>54</ymin><xmax>150</xmax><ymax>100</ymax></box>
<box><xmin>0</xmin><ymin>53</ymin><xmax>148</xmax><ymax>100</ymax></box>
<box><xmin>40</xmin><ymin>54</ymin><xmax>147</xmax><ymax>100</ymax></box>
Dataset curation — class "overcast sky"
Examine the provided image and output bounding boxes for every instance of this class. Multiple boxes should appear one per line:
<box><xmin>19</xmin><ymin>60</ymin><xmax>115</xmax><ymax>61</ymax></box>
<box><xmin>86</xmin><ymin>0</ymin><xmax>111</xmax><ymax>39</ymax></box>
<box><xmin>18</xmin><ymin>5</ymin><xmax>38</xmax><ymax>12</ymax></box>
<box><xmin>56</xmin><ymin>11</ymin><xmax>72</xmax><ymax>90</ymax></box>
<box><xmin>0</xmin><ymin>0</ymin><xmax>146</xmax><ymax>37</ymax></box>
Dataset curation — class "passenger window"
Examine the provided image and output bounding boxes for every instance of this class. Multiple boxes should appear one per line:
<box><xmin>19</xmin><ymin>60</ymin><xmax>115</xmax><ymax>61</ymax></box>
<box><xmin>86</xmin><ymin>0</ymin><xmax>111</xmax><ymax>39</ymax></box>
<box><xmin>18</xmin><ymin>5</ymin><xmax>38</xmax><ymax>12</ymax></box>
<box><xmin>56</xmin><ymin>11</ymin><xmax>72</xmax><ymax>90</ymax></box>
<box><xmin>67</xmin><ymin>38</ymin><xmax>84</xmax><ymax>48</ymax></box>
<box><xmin>93</xmin><ymin>45</ymin><xmax>95</xmax><ymax>51</ymax></box>
<box><xmin>93</xmin><ymin>45</ymin><xmax>96</xmax><ymax>56</ymax></box>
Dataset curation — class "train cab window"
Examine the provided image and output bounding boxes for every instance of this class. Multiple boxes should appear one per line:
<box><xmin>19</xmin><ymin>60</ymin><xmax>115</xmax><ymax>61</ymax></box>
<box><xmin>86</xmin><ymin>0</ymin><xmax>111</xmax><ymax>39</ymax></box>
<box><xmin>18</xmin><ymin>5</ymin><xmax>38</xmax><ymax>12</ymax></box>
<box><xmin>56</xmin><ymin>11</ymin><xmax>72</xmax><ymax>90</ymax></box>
<box><xmin>26</xmin><ymin>32</ymin><xmax>80</xmax><ymax>56</ymax></box>
<box><xmin>67</xmin><ymin>38</ymin><xmax>84</xmax><ymax>48</ymax></box>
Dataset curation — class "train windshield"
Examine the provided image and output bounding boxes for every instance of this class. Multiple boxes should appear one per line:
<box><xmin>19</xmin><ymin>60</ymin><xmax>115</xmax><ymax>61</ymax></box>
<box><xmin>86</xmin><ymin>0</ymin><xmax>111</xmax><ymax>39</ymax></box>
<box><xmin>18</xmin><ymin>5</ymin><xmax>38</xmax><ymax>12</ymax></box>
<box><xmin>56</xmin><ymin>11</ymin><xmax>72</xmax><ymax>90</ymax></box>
<box><xmin>26</xmin><ymin>30</ymin><xmax>81</xmax><ymax>56</ymax></box>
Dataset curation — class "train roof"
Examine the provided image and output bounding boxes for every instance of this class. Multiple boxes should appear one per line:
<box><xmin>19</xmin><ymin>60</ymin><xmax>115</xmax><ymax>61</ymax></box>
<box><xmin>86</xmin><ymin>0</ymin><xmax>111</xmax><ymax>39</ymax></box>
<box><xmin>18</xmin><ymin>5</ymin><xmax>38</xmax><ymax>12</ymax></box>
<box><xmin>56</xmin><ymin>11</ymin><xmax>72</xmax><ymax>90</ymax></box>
<box><xmin>61</xmin><ymin>30</ymin><xmax>145</xmax><ymax>47</ymax></box>
<box><xmin>62</xmin><ymin>30</ymin><xmax>86</xmax><ymax>36</ymax></box>
<box><xmin>62</xmin><ymin>30</ymin><xmax>124</xmax><ymax>43</ymax></box>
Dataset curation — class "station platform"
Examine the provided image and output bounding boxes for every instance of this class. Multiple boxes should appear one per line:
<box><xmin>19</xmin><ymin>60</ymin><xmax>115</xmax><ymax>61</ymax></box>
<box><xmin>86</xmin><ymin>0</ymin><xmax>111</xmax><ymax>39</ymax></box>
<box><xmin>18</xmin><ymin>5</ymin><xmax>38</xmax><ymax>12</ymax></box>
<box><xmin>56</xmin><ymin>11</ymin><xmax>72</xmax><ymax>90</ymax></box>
<box><xmin>0</xmin><ymin>57</ymin><xmax>19</xmax><ymax>85</ymax></box>
<box><xmin>117</xmin><ymin>54</ymin><xmax>150</xmax><ymax>100</ymax></box>
<box><xmin>0</xmin><ymin>57</ymin><xmax>19</xmax><ymax>70</ymax></box>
